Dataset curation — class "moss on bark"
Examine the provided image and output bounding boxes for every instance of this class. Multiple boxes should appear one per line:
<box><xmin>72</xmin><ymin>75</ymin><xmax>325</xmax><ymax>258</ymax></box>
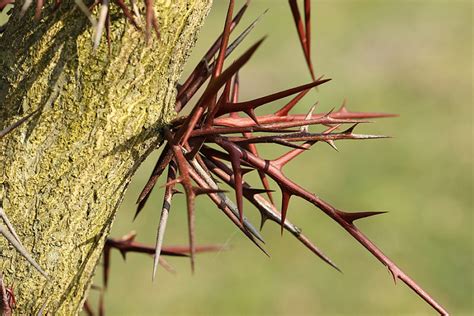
<box><xmin>0</xmin><ymin>1</ymin><xmax>211</xmax><ymax>313</ymax></box>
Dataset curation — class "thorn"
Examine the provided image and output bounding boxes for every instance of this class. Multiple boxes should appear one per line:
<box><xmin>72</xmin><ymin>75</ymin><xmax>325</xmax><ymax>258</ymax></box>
<box><xmin>144</xmin><ymin>0</ymin><xmax>160</xmax><ymax>43</ymax></box>
<box><xmin>240</xmin><ymin>167</ymin><xmax>254</xmax><ymax>175</ymax></box>
<box><xmin>82</xmin><ymin>300</ymin><xmax>93</xmax><ymax>316</ymax></box>
<box><xmin>275</xmin><ymin>89</ymin><xmax>310</xmax><ymax>117</ymax></box>
<box><xmin>75</xmin><ymin>0</ymin><xmax>98</xmax><ymax>27</ymax></box>
<box><xmin>259</xmin><ymin>214</ymin><xmax>268</xmax><ymax>231</ymax></box>
<box><xmin>212</xmin><ymin>0</ymin><xmax>234</xmax><ymax>79</ymax></box>
<box><xmin>388</xmin><ymin>266</ymin><xmax>400</xmax><ymax>284</ymax></box>
<box><xmin>343</xmin><ymin>123</ymin><xmax>359</xmax><ymax>135</ymax></box>
<box><xmin>158</xmin><ymin>257</ymin><xmax>176</xmax><ymax>274</ymax></box>
<box><xmin>115</xmin><ymin>0</ymin><xmax>141</xmax><ymax>30</ymax></box>
<box><xmin>224</xmin><ymin>8</ymin><xmax>269</xmax><ymax>62</ymax></box>
<box><xmin>300</xmin><ymin>105</ymin><xmax>315</xmax><ymax>133</ymax></box>
<box><xmin>288</xmin><ymin>0</ymin><xmax>315</xmax><ymax>80</ymax></box>
<box><xmin>103</xmin><ymin>244</ymin><xmax>111</xmax><ymax>288</ymax></box>
<box><xmin>133</xmin><ymin>194</ymin><xmax>150</xmax><ymax>221</ymax></box>
<box><xmin>136</xmin><ymin>145</ymin><xmax>172</xmax><ymax>205</ymax></box>
<box><xmin>152</xmin><ymin>162</ymin><xmax>176</xmax><ymax>280</ymax></box>
<box><xmin>338</xmin><ymin>98</ymin><xmax>349</xmax><ymax>113</ymax></box>
<box><xmin>217</xmin><ymin>78</ymin><xmax>331</xmax><ymax>117</ymax></box>
<box><xmin>280</xmin><ymin>190</ymin><xmax>292</xmax><ymax>235</ymax></box>
<box><xmin>324</xmin><ymin>124</ymin><xmax>342</xmax><ymax>134</ymax></box>
<box><xmin>196</xmin><ymin>155</ymin><xmax>266</xmax><ymax>244</ymax></box>
<box><xmin>304</xmin><ymin>0</ymin><xmax>312</xmax><ymax>75</ymax></box>
<box><xmin>199</xmin><ymin>37</ymin><xmax>266</xmax><ymax>110</ymax></box>
<box><xmin>34</xmin><ymin>0</ymin><xmax>43</xmax><ymax>20</ymax></box>
<box><xmin>243</xmin><ymin>187</ymin><xmax>274</xmax><ymax>196</ymax></box>
<box><xmin>324</xmin><ymin>107</ymin><xmax>335</xmax><ymax>118</ymax></box>
<box><xmin>228</xmin><ymin>147</ymin><xmax>244</xmax><ymax>224</ymax></box>
<box><xmin>193</xmin><ymin>187</ymin><xmax>227</xmax><ymax>196</ymax></box>
<box><xmin>171</xmin><ymin>188</ymin><xmax>182</xmax><ymax>195</ymax></box>
<box><xmin>296</xmin><ymin>233</ymin><xmax>341</xmax><ymax>273</ymax></box>
<box><xmin>20</xmin><ymin>0</ymin><xmax>33</xmax><ymax>17</ymax></box>
<box><xmin>0</xmin><ymin>109</ymin><xmax>39</xmax><ymax>139</ymax></box>
<box><xmin>168</xmin><ymin>140</ymin><xmax>197</xmax><ymax>273</ymax></box>
<box><xmin>244</xmin><ymin>109</ymin><xmax>259</xmax><ymax>125</ymax></box>
<box><xmin>325</xmin><ymin>139</ymin><xmax>338</xmax><ymax>151</ymax></box>
<box><xmin>178</xmin><ymin>38</ymin><xmax>266</xmax><ymax>146</ymax></box>
<box><xmin>231</xmin><ymin>72</ymin><xmax>240</xmax><ymax>104</ymax></box>
<box><xmin>0</xmin><ymin>207</ymin><xmax>21</xmax><ymax>245</ymax></box>
<box><xmin>0</xmin><ymin>225</ymin><xmax>48</xmax><ymax>279</ymax></box>
<box><xmin>338</xmin><ymin>210</ymin><xmax>387</xmax><ymax>224</ymax></box>
<box><xmin>93</xmin><ymin>0</ymin><xmax>109</xmax><ymax>51</ymax></box>
<box><xmin>175</xmin><ymin>0</ymin><xmax>252</xmax><ymax>113</ymax></box>
<box><xmin>98</xmin><ymin>288</ymin><xmax>105</xmax><ymax>316</ymax></box>
<box><xmin>36</xmin><ymin>301</ymin><xmax>47</xmax><ymax>316</ymax></box>
<box><xmin>273</xmin><ymin>138</ymin><xmax>309</xmax><ymax>150</ymax></box>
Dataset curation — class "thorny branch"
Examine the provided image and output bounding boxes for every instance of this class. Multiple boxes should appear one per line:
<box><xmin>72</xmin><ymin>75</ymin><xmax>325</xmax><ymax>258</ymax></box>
<box><xmin>0</xmin><ymin>0</ymin><xmax>448</xmax><ymax>315</ymax></box>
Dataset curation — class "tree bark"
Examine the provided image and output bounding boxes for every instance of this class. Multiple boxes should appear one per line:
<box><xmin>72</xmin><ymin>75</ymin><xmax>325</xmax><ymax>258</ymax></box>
<box><xmin>0</xmin><ymin>1</ymin><xmax>211</xmax><ymax>313</ymax></box>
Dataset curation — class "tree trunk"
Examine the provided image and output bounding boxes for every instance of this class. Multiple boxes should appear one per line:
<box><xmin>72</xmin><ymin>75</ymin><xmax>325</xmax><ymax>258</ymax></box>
<box><xmin>0</xmin><ymin>1</ymin><xmax>211</xmax><ymax>313</ymax></box>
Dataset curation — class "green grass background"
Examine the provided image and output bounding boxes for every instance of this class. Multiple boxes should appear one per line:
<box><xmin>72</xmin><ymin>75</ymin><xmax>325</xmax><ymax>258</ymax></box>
<box><xmin>2</xmin><ymin>1</ymin><xmax>473</xmax><ymax>315</ymax></box>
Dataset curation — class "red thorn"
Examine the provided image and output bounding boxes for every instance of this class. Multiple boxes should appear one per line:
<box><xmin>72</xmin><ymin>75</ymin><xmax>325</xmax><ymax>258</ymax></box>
<box><xmin>273</xmin><ymin>138</ymin><xmax>309</xmax><ymax>150</ymax></box>
<box><xmin>114</xmin><ymin>0</ymin><xmax>141</xmax><ymax>30</ymax></box>
<box><xmin>338</xmin><ymin>98</ymin><xmax>349</xmax><ymax>113</ymax></box>
<box><xmin>34</xmin><ymin>0</ymin><xmax>43</xmax><ymax>20</ymax></box>
<box><xmin>178</xmin><ymin>38</ymin><xmax>266</xmax><ymax>146</ymax></box>
<box><xmin>243</xmin><ymin>187</ymin><xmax>274</xmax><ymax>196</ymax></box>
<box><xmin>98</xmin><ymin>287</ymin><xmax>105</xmax><ymax>316</ymax></box>
<box><xmin>83</xmin><ymin>300</ymin><xmax>94</xmax><ymax>316</ymax></box>
<box><xmin>324</xmin><ymin>107</ymin><xmax>335</xmax><ymax>118</ymax></box>
<box><xmin>228</xmin><ymin>148</ymin><xmax>244</xmax><ymax>224</ymax></box>
<box><xmin>103</xmin><ymin>245</ymin><xmax>111</xmax><ymax>288</ymax></box>
<box><xmin>212</xmin><ymin>0</ymin><xmax>234</xmax><ymax>79</ymax></box>
<box><xmin>176</xmin><ymin>2</ymin><xmax>253</xmax><ymax>113</ymax></box>
<box><xmin>337</xmin><ymin>210</ymin><xmax>387</xmax><ymax>224</ymax></box>
<box><xmin>193</xmin><ymin>187</ymin><xmax>227</xmax><ymax>196</ymax></box>
<box><xmin>275</xmin><ymin>89</ymin><xmax>310</xmax><ymax>116</ymax></box>
<box><xmin>144</xmin><ymin>0</ymin><xmax>160</xmax><ymax>43</ymax></box>
<box><xmin>136</xmin><ymin>145</ymin><xmax>172</xmax><ymax>205</ymax></box>
<box><xmin>240</xmin><ymin>167</ymin><xmax>254</xmax><ymax>175</ymax></box>
<box><xmin>134</xmin><ymin>193</ymin><xmax>150</xmax><ymax>221</ymax></box>
<box><xmin>231</xmin><ymin>72</ymin><xmax>240</xmax><ymax>103</ymax></box>
<box><xmin>342</xmin><ymin>123</ymin><xmax>359</xmax><ymax>135</ymax></box>
<box><xmin>288</xmin><ymin>0</ymin><xmax>315</xmax><ymax>80</ymax></box>
<box><xmin>217</xmin><ymin>78</ymin><xmax>331</xmax><ymax>117</ymax></box>
<box><xmin>244</xmin><ymin>109</ymin><xmax>259</xmax><ymax>125</ymax></box>
<box><xmin>304</xmin><ymin>0</ymin><xmax>312</xmax><ymax>67</ymax></box>
<box><xmin>280</xmin><ymin>190</ymin><xmax>292</xmax><ymax>235</ymax></box>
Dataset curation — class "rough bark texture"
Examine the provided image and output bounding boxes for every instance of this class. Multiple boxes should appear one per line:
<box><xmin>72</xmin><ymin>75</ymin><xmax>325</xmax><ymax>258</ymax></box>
<box><xmin>0</xmin><ymin>1</ymin><xmax>211</xmax><ymax>313</ymax></box>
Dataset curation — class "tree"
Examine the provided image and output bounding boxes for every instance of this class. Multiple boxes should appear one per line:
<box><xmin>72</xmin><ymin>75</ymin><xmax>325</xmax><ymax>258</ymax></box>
<box><xmin>0</xmin><ymin>1</ymin><xmax>450</xmax><ymax>315</ymax></box>
<box><xmin>0</xmin><ymin>0</ymin><xmax>212</xmax><ymax>313</ymax></box>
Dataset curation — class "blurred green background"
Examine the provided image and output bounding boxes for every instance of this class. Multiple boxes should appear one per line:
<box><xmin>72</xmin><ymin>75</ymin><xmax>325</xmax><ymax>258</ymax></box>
<box><xmin>3</xmin><ymin>1</ymin><xmax>473</xmax><ymax>315</ymax></box>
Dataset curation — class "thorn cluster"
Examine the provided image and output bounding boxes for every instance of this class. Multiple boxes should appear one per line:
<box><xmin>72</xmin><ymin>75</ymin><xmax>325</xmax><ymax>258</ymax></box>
<box><xmin>82</xmin><ymin>231</ymin><xmax>223</xmax><ymax>315</ymax></box>
<box><xmin>131</xmin><ymin>1</ymin><xmax>447</xmax><ymax>315</ymax></box>
<box><xmin>0</xmin><ymin>1</ymin><xmax>448</xmax><ymax>315</ymax></box>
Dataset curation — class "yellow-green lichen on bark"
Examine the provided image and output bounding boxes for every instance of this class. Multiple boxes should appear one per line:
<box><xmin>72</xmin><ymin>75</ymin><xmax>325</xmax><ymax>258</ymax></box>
<box><xmin>0</xmin><ymin>0</ymin><xmax>211</xmax><ymax>313</ymax></box>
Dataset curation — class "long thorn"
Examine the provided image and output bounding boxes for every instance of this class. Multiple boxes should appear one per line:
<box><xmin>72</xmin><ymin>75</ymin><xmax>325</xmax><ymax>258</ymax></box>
<box><xmin>0</xmin><ymin>110</ymin><xmax>38</xmax><ymax>139</ymax></box>
<box><xmin>0</xmin><ymin>225</ymin><xmax>48</xmax><ymax>278</ymax></box>
<box><xmin>152</xmin><ymin>162</ymin><xmax>177</xmax><ymax>280</ymax></box>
